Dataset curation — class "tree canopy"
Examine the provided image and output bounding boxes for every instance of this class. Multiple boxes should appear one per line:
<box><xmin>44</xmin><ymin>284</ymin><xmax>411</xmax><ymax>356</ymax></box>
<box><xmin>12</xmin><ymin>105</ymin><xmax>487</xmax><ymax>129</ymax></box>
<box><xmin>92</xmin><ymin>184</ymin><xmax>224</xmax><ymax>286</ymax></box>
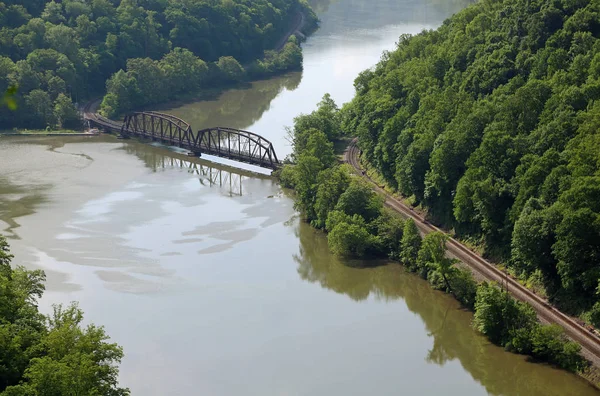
<box><xmin>0</xmin><ymin>236</ymin><xmax>128</xmax><ymax>395</ymax></box>
<box><xmin>281</xmin><ymin>90</ymin><xmax>586</xmax><ymax>373</ymax></box>
<box><xmin>0</xmin><ymin>0</ymin><xmax>317</xmax><ymax>127</ymax></box>
<box><xmin>342</xmin><ymin>0</ymin><xmax>600</xmax><ymax>320</ymax></box>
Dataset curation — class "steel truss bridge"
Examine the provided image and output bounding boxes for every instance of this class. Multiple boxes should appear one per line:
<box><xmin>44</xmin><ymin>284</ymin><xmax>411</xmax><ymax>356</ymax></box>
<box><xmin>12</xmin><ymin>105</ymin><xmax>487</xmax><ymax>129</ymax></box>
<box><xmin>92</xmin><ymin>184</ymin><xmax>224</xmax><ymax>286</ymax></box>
<box><xmin>87</xmin><ymin>111</ymin><xmax>281</xmax><ymax>170</ymax></box>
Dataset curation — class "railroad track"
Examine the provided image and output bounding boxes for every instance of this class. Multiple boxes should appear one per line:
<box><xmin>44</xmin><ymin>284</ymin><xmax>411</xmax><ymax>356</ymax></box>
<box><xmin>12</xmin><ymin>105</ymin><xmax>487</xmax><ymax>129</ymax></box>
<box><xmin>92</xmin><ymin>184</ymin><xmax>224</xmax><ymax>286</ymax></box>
<box><xmin>82</xmin><ymin>98</ymin><xmax>98</xmax><ymax>120</ymax></box>
<box><xmin>344</xmin><ymin>137</ymin><xmax>600</xmax><ymax>365</ymax></box>
<box><xmin>82</xmin><ymin>99</ymin><xmax>123</xmax><ymax>131</ymax></box>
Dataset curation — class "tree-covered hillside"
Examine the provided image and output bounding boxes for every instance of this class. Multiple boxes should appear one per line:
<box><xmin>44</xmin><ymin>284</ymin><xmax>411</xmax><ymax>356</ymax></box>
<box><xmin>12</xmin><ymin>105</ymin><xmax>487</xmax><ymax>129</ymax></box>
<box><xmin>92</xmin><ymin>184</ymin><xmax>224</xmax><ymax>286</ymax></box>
<box><xmin>0</xmin><ymin>0</ymin><xmax>316</xmax><ymax>128</ymax></box>
<box><xmin>342</xmin><ymin>0</ymin><xmax>600</xmax><ymax>320</ymax></box>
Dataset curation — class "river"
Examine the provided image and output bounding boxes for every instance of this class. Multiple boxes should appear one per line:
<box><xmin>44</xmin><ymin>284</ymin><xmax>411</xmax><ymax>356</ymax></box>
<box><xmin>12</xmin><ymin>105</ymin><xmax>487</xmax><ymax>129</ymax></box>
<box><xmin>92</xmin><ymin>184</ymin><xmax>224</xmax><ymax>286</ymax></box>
<box><xmin>0</xmin><ymin>0</ymin><xmax>599</xmax><ymax>395</ymax></box>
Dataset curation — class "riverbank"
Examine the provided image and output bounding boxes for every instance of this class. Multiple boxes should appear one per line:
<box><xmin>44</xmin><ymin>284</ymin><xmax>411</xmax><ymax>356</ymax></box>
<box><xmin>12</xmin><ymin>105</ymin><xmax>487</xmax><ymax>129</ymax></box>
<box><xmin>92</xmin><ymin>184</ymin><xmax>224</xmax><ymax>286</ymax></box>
<box><xmin>275</xmin><ymin>88</ymin><xmax>600</xmax><ymax>388</ymax></box>
<box><xmin>0</xmin><ymin>129</ymin><xmax>98</xmax><ymax>136</ymax></box>
<box><xmin>4</xmin><ymin>0</ymin><xmax>600</xmax><ymax>392</ymax></box>
<box><xmin>97</xmin><ymin>8</ymin><xmax>316</xmax><ymax>121</ymax></box>
<box><xmin>344</xmin><ymin>138</ymin><xmax>600</xmax><ymax>388</ymax></box>
<box><xmin>2</xmin><ymin>133</ymin><xmax>599</xmax><ymax>395</ymax></box>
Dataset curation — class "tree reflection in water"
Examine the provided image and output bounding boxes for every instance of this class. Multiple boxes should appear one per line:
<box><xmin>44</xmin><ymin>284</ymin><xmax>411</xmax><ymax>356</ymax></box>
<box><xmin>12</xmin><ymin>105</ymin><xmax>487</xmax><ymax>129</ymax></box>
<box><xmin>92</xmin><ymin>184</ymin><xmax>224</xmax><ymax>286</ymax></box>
<box><xmin>292</xmin><ymin>219</ymin><xmax>599</xmax><ymax>396</ymax></box>
<box><xmin>149</xmin><ymin>71</ymin><xmax>303</xmax><ymax>133</ymax></box>
<box><xmin>0</xmin><ymin>177</ymin><xmax>48</xmax><ymax>240</ymax></box>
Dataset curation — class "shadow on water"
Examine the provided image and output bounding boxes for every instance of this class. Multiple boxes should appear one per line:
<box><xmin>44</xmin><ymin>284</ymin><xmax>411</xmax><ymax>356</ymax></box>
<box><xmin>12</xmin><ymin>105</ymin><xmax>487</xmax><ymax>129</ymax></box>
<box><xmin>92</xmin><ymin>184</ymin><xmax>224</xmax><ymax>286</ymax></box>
<box><xmin>292</xmin><ymin>220</ymin><xmax>600</xmax><ymax>396</ymax></box>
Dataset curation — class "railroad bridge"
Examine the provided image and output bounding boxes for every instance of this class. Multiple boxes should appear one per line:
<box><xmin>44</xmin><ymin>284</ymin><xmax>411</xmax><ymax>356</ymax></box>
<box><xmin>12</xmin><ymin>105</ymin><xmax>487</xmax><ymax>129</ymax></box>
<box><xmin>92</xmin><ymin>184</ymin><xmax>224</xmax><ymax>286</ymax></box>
<box><xmin>87</xmin><ymin>111</ymin><xmax>281</xmax><ymax>170</ymax></box>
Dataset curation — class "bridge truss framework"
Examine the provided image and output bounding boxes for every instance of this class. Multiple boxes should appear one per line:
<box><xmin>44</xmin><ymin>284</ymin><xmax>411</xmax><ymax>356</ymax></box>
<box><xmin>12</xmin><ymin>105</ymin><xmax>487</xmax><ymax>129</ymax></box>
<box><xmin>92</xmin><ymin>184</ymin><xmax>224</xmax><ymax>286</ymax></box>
<box><xmin>115</xmin><ymin>112</ymin><xmax>281</xmax><ymax>170</ymax></box>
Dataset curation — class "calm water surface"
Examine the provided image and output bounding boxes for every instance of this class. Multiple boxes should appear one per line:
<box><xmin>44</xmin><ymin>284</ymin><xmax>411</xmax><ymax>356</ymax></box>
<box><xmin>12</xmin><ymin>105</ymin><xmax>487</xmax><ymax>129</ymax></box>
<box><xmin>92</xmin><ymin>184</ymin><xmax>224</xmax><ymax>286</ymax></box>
<box><xmin>1</xmin><ymin>0</ymin><xmax>598</xmax><ymax>395</ymax></box>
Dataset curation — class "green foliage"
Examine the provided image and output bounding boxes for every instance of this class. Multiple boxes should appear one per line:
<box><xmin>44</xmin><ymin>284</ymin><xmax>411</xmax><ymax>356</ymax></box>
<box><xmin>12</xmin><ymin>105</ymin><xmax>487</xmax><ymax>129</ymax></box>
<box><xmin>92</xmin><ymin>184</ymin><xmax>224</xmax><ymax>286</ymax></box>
<box><xmin>589</xmin><ymin>301</ymin><xmax>600</xmax><ymax>328</ymax></box>
<box><xmin>281</xmin><ymin>93</ymin><xmax>389</xmax><ymax>259</ymax></box>
<box><xmin>313</xmin><ymin>166</ymin><xmax>351</xmax><ymax>229</ymax></box>
<box><xmin>286</xmin><ymin>84</ymin><xmax>587</xmax><ymax>373</ymax></box>
<box><xmin>0</xmin><ymin>236</ymin><xmax>128</xmax><ymax>394</ymax></box>
<box><xmin>528</xmin><ymin>325</ymin><xmax>584</xmax><ymax>372</ymax></box>
<box><xmin>417</xmin><ymin>232</ymin><xmax>460</xmax><ymax>293</ymax></box>
<box><xmin>1</xmin><ymin>86</ymin><xmax>18</xmax><ymax>110</ymax></box>
<box><xmin>473</xmin><ymin>282</ymin><xmax>584</xmax><ymax>372</ymax></box>
<box><xmin>335</xmin><ymin>180</ymin><xmax>383</xmax><ymax>223</ymax></box>
<box><xmin>371</xmin><ymin>211</ymin><xmax>404</xmax><ymax>259</ymax></box>
<box><xmin>327</xmin><ymin>222</ymin><xmax>375</xmax><ymax>258</ymax></box>
<box><xmin>342</xmin><ymin>0</ymin><xmax>600</xmax><ymax>313</ymax></box>
<box><xmin>102</xmin><ymin>41</ymin><xmax>304</xmax><ymax>116</ymax></box>
<box><xmin>1</xmin><ymin>0</ymin><xmax>315</xmax><ymax>125</ymax></box>
<box><xmin>217</xmin><ymin>56</ymin><xmax>245</xmax><ymax>83</ymax></box>
<box><xmin>100</xmin><ymin>48</ymin><xmax>208</xmax><ymax>117</ymax></box>
<box><xmin>448</xmin><ymin>268</ymin><xmax>478</xmax><ymax>309</ymax></box>
<box><xmin>293</xmin><ymin>153</ymin><xmax>324</xmax><ymax>222</ymax></box>
<box><xmin>324</xmin><ymin>210</ymin><xmax>366</xmax><ymax>233</ymax></box>
<box><xmin>400</xmin><ymin>219</ymin><xmax>421</xmax><ymax>271</ymax></box>
<box><xmin>278</xmin><ymin>164</ymin><xmax>298</xmax><ymax>189</ymax></box>
<box><xmin>53</xmin><ymin>93</ymin><xmax>78</xmax><ymax>128</ymax></box>
<box><xmin>25</xmin><ymin>89</ymin><xmax>55</xmax><ymax>128</ymax></box>
<box><xmin>291</xmin><ymin>93</ymin><xmax>342</xmax><ymax>156</ymax></box>
<box><xmin>305</xmin><ymin>129</ymin><xmax>336</xmax><ymax>168</ymax></box>
<box><xmin>473</xmin><ymin>282</ymin><xmax>534</xmax><ymax>346</ymax></box>
<box><xmin>511</xmin><ymin>200</ymin><xmax>560</xmax><ymax>284</ymax></box>
<box><xmin>246</xmin><ymin>39</ymin><xmax>303</xmax><ymax>79</ymax></box>
<box><xmin>279</xmin><ymin>93</ymin><xmax>344</xmax><ymax>223</ymax></box>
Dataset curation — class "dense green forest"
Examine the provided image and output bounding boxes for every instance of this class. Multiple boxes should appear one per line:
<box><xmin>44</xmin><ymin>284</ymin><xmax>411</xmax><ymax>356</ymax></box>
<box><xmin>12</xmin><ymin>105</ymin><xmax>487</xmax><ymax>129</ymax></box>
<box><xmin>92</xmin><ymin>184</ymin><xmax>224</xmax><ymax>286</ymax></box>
<box><xmin>0</xmin><ymin>236</ymin><xmax>128</xmax><ymax>395</ymax></box>
<box><xmin>0</xmin><ymin>0</ymin><xmax>316</xmax><ymax>127</ymax></box>
<box><xmin>338</xmin><ymin>0</ymin><xmax>600</xmax><ymax>323</ymax></box>
<box><xmin>280</xmin><ymin>93</ymin><xmax>585</xmax><ymax>372</ymax></box>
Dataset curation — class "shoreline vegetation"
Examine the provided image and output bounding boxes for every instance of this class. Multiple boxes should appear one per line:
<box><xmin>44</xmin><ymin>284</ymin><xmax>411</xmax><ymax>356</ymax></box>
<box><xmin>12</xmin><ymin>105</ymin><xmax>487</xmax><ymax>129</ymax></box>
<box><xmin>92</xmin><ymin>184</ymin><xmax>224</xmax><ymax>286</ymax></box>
<box><xmin>0</xmin><ymin>0</ymin><xmax>319</xmax><ymax>131</ymax></box>
<box><xmin>278</xmin><ymin>0</ymin><xmax>600</xmax><ymax>387</ymax></box>
<box><xmin>0</xmin><ymin>1</ymin><xmax>319</xmax><ymax>393</ymax></box>
<box><xmin>99</xmin><ymin>10</ymin><xmax>317</xmax><ymax>118</ymax></box>
<box><xmin>278</xmin><ymin>90</ymin><xmax>595</xmax><ymax>380</ymax></box>
<box><xmin>98</xmin><ymin>36</ymin><xmax>306</xmax><ymax>118</ymax></box>
<box><xmin>0</xmin><ymin>236</ymin><xmax>129</xmax><ymax>395</ymax></box>
<box><xmin>341</xmin><ymin>0</ymin><xmax>600</xmax><ymax>330</ymax></box>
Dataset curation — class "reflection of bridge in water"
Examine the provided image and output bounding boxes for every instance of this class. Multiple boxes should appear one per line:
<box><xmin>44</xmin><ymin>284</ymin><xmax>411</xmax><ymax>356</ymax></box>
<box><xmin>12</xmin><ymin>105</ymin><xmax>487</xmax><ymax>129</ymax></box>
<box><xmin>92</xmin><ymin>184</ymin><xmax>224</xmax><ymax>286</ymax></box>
<box><xmin>164</xmin><ymin>156</ymin><xmax>246</xmax><ymax>197</ymax></box>
<box><xmin>87</xmin><ymin>111</ymin><xmax>282</xmax><ymax>171</ymax></box>
<box><xmin>124</xmin><ymin>145</ymin><xmax>273</xmax><ymax>197</ymax></box>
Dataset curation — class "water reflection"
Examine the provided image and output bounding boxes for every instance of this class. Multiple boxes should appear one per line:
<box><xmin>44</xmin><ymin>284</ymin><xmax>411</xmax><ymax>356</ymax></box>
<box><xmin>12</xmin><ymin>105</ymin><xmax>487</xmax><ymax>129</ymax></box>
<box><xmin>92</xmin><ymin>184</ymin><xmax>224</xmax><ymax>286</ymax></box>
<box><xmin>293</xmin><ymin>221</ymin><xmax>599</xmax><ymax>396</ymax></box>
<box><xmin>119</xmin><ymin>142</ymin><xmax>272</xmax><ymax>197</ymax></box>
<box><xmin>46</xmin><ymin>144</ymin><xmax>279</xmax><ymax>294</ymax></box>
<box><xmin>150</xmin><ymin>71</ymin><xmax>302</xmax><ymax>132</ymax></box>
<box><xmin>0</xmin><ymin>137</ymin><xmax>283</xmax><ymax>294</ymax></box>
<box><xmin>0</xmin><ymin>177</ymin><xmax>47</xmax><ymax>240</ymax></box>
